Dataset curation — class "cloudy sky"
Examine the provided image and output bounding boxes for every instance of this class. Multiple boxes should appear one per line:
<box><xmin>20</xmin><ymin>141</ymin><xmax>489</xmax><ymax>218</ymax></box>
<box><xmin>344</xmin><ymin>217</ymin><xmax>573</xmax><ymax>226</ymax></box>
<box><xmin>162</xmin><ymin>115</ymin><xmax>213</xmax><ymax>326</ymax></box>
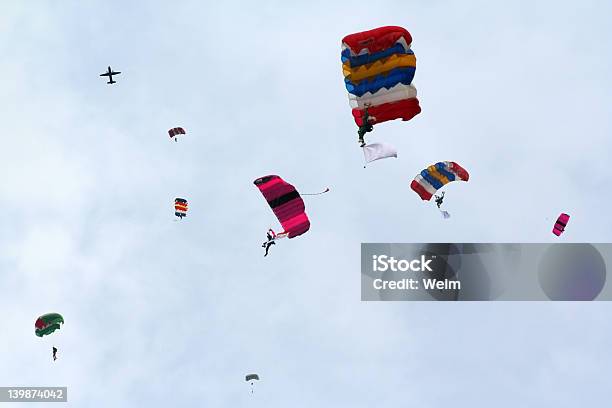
<box><xmin>0</xmin><ymin>0</ymin><xmax>611</xmax><ymax>406</ymax></box>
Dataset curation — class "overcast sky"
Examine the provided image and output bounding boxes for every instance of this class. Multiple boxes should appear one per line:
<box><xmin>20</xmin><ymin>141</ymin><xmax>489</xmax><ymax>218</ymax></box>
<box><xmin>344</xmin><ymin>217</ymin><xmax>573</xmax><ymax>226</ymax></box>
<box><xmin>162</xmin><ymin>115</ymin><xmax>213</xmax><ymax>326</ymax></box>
<box><xmin>1</xmin><ymin>0</ymin><xmax>611</xmax><ymax>406</ymax></box>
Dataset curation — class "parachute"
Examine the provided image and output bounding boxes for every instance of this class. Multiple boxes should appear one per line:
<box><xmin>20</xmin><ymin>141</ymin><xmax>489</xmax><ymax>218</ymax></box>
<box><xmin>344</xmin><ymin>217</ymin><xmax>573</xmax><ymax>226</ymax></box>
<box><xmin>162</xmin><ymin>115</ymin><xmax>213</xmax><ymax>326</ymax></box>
<box><xmin>246</xmin><ymin>374</ymin><xmax>259</xmax><ymax>382</ymax></box>
<box><xmin>169</xmin><ymin>127</ymin><xmax>186</xmax><ymax>141</ymax></box>
<box><xmin>254</xmin><ymin>175</ymin><xmax>310</xmax><ymax>239</ymax></box>
<box><xmin>342</xmin><ymin>26</ymin><xmax>421</xmax><ymax>128</ymax></box>
<box><xmin>35</xmin><ymin>313</ymin><xmax>64</xmax><ymax>337</ymax></box>
<box><xmin>553</xmin><ymin>213</ymin><xmax>570</xmax><ymax>236</ymax></box>
<box><xmin>174</xmin><ymin>198</ymin><xmax>188</xmax><ymax>218</ymax></box>
<box><xmin>246</xmin><ymin>373</ymin><xmax>260</xmax><ymax>394</ymax></box>
<box><xmin>411</xmin><ymin>162</ymin><xmax>469</xmax><ymax>200</ymax></box>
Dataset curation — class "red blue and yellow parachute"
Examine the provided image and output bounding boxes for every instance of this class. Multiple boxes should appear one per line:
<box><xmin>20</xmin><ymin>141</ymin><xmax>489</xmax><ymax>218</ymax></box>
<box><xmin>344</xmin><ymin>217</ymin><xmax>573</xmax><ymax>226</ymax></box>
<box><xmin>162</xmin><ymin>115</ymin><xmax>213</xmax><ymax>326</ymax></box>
<box><xmin>341</xmin><ymin>26</ymin><xmax>421</xmax><ymax>128</ymax></box>
<box><xmin>174</xmin><ymin>198</ymin><xmax>188</xmax><ymax>218</ymax></box>
<box><xmin>411</xmin><ymin>162</ymin><xmax>469</xmax><ymax>200</ymax></box>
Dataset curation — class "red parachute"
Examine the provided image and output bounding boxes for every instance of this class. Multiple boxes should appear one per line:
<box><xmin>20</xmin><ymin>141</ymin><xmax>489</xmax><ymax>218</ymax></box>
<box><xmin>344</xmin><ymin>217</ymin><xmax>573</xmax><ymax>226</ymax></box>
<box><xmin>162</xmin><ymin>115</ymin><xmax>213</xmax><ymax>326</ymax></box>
<box><xmin>253</xmin><ymin>175</ymin><xmax>310</xmax><ymax>238</ymax></box>
<box><xmin>342</xmin><ymin>26</ymin><xmax>413</xmax><ymax>56</ymax></box>
<box><xmin>169</xmin><ymin>127</ymin><xmax>186</xmax><ymax>141</ymax></box>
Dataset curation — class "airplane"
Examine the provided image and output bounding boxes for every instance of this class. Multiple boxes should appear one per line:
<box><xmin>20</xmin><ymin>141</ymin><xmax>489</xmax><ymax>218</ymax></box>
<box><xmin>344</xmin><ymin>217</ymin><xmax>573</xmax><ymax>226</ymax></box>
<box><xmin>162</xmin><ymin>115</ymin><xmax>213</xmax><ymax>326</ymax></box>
<box><xmin>99</xmin><ymin>66</ymin><xmax>121</xmax><ymax>84</ymax></box>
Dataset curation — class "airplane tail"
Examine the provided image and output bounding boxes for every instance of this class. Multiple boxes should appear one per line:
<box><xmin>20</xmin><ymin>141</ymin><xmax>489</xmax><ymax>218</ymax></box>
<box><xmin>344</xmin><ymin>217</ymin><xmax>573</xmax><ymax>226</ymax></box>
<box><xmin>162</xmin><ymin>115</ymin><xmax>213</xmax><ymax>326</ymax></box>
<box><xmin>108</xmin><ymin>80</ymin><xmax>116</xmax><ymax>84</ymax></box>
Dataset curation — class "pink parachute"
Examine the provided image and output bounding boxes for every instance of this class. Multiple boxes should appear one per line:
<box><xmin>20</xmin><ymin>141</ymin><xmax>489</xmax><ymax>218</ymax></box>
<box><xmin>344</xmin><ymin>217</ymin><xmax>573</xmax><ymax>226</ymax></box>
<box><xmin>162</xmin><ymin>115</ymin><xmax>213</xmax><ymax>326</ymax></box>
<box><xmin>253</xmin><ymin>175</ymin><xmax>310</xmax><ymax>239</ymax></box>
<box><xmin>553</xmin><ymin>213</ymin><xmax>570</xmax><ymax>236</ymax></box>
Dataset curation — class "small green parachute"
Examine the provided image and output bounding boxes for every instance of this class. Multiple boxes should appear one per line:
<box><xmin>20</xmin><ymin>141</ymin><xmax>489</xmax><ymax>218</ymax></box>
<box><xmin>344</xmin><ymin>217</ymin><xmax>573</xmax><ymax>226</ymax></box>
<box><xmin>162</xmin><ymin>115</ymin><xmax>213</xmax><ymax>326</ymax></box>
<box><xmin>35</xmin><ymin>313</ymin><xmax>64</xmax><ymax>337</ymax></box>
<box><xmin>246</xmin><ymin>374</ymin><xmax>259</xmax><ymax>383</ymax></box>
<box><xmin>246</xmin><ymin>373</ymin><xmax>259</xmax><ymax>394</ymax></box>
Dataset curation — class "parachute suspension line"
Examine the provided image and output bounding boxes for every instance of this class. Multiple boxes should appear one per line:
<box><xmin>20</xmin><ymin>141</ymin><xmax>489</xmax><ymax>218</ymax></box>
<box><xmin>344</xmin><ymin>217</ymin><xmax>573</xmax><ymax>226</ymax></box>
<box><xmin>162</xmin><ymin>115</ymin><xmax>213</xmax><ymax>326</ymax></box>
<box><xmin>247</xmin><ymin>380</ymin><xmax>255</xmax><ymax>394</ymax></box>
<box><xmin>302</xmin><ymin>188</ymin><xmax>330</xmax><ymax>196</ymax></box>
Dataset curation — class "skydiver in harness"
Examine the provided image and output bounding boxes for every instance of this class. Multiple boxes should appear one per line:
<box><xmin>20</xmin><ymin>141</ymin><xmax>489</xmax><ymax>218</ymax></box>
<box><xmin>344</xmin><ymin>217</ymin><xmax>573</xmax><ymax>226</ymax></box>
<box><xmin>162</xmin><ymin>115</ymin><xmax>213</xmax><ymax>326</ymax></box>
<box><xmin>357</xmin><ymin>104</ymin><xmax>376</xmax><ymax>147</ymax></box>
<box><xmin>434</xmin><ymin>191</ymin><xmax>445</xmax><ymax>208</ymax></box>
<box><xmin>52</xmin><ymin>346</ymin><xmax>58</xmax><ymax>361</ymax></box>
<box><xmin>262</xmin><ymin>229</ymin><xmax>276</xmax><ymax>257</ymax></box>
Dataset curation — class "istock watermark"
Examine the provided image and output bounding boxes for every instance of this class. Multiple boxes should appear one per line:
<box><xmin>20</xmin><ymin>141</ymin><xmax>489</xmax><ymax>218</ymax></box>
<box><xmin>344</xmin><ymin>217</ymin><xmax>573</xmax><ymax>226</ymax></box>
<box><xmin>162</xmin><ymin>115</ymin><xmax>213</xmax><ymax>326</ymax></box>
<box><xmin>361</xmin><ymin>243</ymin><xmax>612</xmax><ymax>301</ymax></box>
<box><xmin>372</xmin><ymin>255</ymin><xmax>434</xmax><ymax>272</ymax></box>
<box><xmin>370</xmin><ymin>254</ymin><xmax>460</xmax><ymax>292</ymax></box>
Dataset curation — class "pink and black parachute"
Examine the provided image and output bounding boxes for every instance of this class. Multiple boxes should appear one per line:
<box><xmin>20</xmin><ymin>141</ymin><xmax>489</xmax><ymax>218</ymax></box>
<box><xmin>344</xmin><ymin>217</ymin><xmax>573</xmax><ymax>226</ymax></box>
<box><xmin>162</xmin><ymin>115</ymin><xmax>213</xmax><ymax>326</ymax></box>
<box><xmin>553</xmin><ymin>213</ymin><xmax>570</xmax><ymax>236</ymax></box>
<box><xmin>253</xmin><ymin>175</ymin><xmax>310</xmax><ymax>238</ymax></box>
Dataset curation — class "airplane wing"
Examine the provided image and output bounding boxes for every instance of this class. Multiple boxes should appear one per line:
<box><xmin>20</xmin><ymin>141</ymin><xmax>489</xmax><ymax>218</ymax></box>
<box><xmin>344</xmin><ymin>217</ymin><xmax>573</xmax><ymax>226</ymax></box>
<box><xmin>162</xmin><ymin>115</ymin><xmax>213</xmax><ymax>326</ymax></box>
<box><xmin>100</xmin><ymin>72</ymin><xmax>110</xmax><ymax>77</ymax></box>
<box><xmin>111</xmin><ymin>71</ymin><xmax>121</xmax><ymax>75</ymax></box>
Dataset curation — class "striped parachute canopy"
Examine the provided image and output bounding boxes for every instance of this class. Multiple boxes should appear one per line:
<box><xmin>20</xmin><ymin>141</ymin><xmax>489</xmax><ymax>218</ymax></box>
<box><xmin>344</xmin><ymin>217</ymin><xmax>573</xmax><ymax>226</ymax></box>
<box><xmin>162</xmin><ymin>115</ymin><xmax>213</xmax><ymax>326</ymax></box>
<box><xmin>253</xmin><ymin>175</ymin><xmax>310</xmax><ymax>239</ymax></box>
<box><xmin>553</xmin><ymin>213</ymin><xmax>570</xmax><ymax>236</ymax></box>
<box><xmin>35</xmin><ymin>313</ymin><xmax>64</xmax><ymax>337</ymax></box>
<box><xmin>411</xmin><ymin>162</ymin><xmax>469</xmax><ymax>201</ymax></box>
<box><xmin>168</xmin><ymin>127</ymin><xmax>186</xmax><ymax>140</ymax></box>
<box><xmin>174</xmin><ymin>198</ymin><xmax>188</xmax><ymax>218</ymax></box>
<box><xmin>341</xmin><ymin>26</ymin><xmax>421</xmax><ymax>128</ymax></box>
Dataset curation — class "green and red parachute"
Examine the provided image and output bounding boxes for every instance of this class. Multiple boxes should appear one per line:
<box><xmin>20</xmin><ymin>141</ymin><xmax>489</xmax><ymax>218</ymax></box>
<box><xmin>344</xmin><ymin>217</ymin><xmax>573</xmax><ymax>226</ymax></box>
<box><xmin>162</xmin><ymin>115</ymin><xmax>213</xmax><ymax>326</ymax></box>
<box><xmin>35</xmin><ymin>313</ymin><xmax>64</xmax><ymax>337</ymax></box>
<box><xmin>253</xmin><ymin>175</ymin><xmax>310</xmax><ymax>238</ymax></box>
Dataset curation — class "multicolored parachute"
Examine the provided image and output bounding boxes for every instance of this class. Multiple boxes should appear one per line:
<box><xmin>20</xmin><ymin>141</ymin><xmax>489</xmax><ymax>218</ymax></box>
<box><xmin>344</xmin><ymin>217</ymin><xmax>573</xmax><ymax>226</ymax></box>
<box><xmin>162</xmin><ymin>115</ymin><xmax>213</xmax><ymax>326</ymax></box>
<box><xmin>553</xmin><ymin>213</ymin><xmax>570</xmax><ymax>236</ymax></box>
<box><xmin>174</xmin><ymin>198</ymin><xmax>188</xmax><ymax>218</ymax></box>
<box><xmin>342</xmin><ymin>26</ymin><xmax>421</xmax><ymax>128</ymax></box>
<box><xmin>169</xmin><ymin>127</ymin><xmax>186</xmax><ymax>141</ymax></box>
<box><xmin>411</xmin><ymin>162</ymin><xmax>469</xmax><ymax>200</ymax></box>
<box><xmin>35</xmin><ymin>313</ymin><xmax>64</xmax><ymax>337</ymax></box>
<box><xmin>253</xmin><ymin>175</ymin><xmax>310</xmax><ymax>238</ymax></box>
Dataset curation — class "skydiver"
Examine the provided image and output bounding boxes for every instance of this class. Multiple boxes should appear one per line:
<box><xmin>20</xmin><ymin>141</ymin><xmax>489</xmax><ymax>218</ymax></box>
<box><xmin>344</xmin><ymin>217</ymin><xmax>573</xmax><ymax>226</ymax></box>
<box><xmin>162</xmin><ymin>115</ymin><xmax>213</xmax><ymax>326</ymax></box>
<box><xmin>434</xmin><ymin>192</ymin><xmax>445</xmax><ymax>208</ymax></box>
<box><xmin>357</xmin><ymin>105</ymin><xmax>376</xmax><ymax>147</ymax></box>
<box><xmin>52</xmin><ymin>346</ymin><xmax>58</xmax><ymax>361</ymax></box>
<box><xmin>262</xmin><ymin>229</ymin><xmax>276</xmax><ymax>257</ymax></box>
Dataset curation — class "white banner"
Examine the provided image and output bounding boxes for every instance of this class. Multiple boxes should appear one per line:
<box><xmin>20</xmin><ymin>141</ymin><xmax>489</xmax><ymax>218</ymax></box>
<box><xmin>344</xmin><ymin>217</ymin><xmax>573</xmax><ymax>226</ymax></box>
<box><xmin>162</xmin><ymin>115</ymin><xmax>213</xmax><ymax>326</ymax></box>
<box><xmin>363</xmin><ymin>143</ymin><xmax>398</xmax><ymax>165</ymax></box>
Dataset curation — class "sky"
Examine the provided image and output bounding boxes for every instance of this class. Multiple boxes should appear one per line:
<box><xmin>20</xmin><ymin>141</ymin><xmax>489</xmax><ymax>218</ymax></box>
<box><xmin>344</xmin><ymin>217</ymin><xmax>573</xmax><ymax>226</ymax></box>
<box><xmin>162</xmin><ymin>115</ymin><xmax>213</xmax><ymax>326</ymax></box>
<box><xmin>0</xmin><ymin>0</ymin><xmax>611</xmax><ymax>406</ymax></box>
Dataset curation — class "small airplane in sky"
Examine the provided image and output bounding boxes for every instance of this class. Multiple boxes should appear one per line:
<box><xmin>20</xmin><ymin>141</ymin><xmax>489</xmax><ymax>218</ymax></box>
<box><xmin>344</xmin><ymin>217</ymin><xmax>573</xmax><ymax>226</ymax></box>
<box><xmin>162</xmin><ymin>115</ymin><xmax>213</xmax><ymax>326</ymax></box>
<box><xmin>99</xmin><ymin>66</ymin><xmax>121</xmax><ymax>84</ymax></box>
